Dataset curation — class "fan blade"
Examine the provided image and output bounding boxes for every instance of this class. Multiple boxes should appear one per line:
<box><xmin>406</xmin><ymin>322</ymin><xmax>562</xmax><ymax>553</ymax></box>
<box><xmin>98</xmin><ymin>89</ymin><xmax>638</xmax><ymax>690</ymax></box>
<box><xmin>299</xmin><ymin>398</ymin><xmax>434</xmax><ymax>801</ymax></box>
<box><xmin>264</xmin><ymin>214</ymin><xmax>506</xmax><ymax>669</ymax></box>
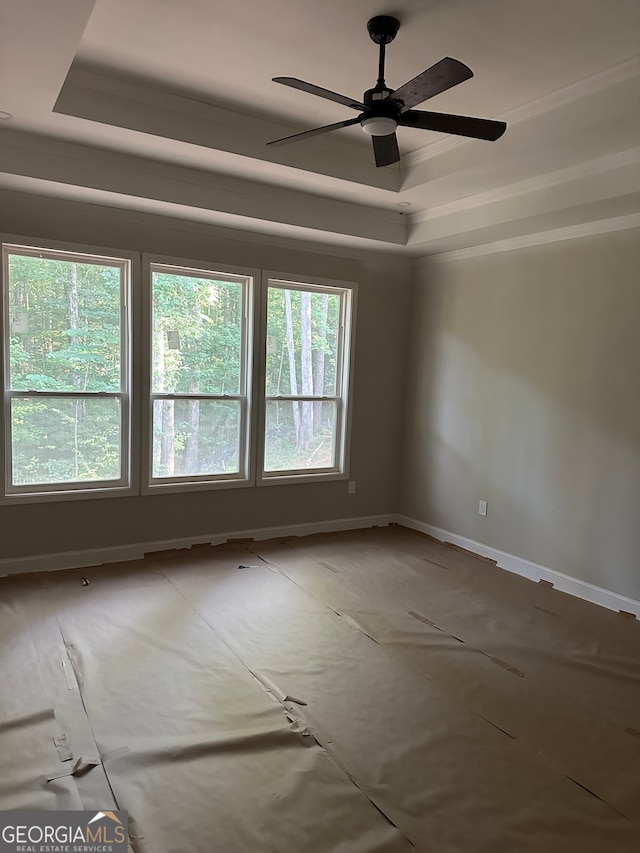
<box><xmin>273</xmin><ymin>77</ymin><xmax>366</xmax><ymax>111</ymax></box>
<box><xmin>390</xmin><ymin>57</ymin><xmax>473</xmax><ymax>111</ymax></box>
<box><xmin>400</xmin><ymin>109</ymin><xmax>506</xmax><ymax>141</ymax></box>
<box><xmin>372</xmin><ymin>133</ymin><xmax>400</xmax><ymax>167</ymax></box>
<box><xmin>268</xmin><ymin>117</ymin><xmax>361</xmax><ymax>147</ymax></box>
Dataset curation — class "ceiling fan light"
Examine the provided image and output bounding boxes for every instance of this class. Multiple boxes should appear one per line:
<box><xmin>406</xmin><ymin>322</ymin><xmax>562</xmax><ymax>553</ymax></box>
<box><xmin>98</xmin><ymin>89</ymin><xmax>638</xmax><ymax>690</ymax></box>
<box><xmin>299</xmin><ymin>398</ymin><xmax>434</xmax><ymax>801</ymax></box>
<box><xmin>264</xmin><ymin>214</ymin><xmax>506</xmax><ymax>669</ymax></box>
<box><xmin>360</xmin><ymin>116</ymin><xmax>397</xmax><ymax>136</ymax></box>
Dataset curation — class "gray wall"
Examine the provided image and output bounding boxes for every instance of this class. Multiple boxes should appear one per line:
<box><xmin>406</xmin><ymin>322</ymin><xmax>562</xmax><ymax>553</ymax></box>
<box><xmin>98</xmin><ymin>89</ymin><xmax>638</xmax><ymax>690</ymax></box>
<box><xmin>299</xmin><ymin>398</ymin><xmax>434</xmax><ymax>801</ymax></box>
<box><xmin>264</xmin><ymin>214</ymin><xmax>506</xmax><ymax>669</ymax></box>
<box><xmin>4</xmin><ymin>189</ymin><xmax>639</xmax><ymax>605</ymax></box>
<box><xmin>0</xmin><ymin>190</ymin><xmax>412</xmax><ymax>559</ymax></box>
<box><xmin>402</xmin><ymin>228</ymin><xmax>640</xmax><ymax>601</ymax></box>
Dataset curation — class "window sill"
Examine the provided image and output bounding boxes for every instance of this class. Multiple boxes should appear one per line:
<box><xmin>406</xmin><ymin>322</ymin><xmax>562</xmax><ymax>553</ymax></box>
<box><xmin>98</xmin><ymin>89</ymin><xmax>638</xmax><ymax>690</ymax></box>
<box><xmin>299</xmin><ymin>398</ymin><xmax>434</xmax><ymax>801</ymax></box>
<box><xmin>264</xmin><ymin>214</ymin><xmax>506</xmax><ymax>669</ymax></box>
<box><xmin>258</xmin><ymin>471</ymin><xmax>348</xmax><ymax>487</ymax></box>
<box><xmin>1</xmin><ymin>484</ymin><xmax>137</xmax><ymax>506</ymax></box>
<box><xmin>142</xmin><ymin>477</ymin><xmax>254</xmax><ymax>496</ymax></box>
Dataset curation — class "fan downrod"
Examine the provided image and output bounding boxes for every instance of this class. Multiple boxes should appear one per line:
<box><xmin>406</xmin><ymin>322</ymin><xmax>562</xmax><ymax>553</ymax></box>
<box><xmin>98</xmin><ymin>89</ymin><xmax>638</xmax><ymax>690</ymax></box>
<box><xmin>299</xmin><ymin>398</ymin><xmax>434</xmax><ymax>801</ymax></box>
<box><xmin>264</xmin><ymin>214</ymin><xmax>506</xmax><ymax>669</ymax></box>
<box><xmin>367</xmin><ymin>15</ymin><xmax>400</xmax><ymax>45</ymax></box>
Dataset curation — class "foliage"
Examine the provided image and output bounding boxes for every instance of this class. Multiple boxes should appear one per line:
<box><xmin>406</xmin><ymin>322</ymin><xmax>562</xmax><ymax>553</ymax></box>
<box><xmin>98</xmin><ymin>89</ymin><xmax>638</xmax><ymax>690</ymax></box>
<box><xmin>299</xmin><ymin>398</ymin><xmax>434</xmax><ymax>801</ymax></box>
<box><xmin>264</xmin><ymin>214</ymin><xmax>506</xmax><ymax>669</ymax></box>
<box><xmin>151</xmin><ymin>272</ymin><xmax>244</xmax><ymax>477</ymax></box>
<box><xmin>264</xmin><ymin>287</ymin><xmax>340</xmax><ymax>471</ymax></box>
<box><xmin>6</xmin><ymin>253</ymin><xmax>344</xmax><ymax>486</ymax></box>
<box><xmin>7</xmin><ymin>254</ymin><xmax>122</xmax><ymax>485</ymax></box>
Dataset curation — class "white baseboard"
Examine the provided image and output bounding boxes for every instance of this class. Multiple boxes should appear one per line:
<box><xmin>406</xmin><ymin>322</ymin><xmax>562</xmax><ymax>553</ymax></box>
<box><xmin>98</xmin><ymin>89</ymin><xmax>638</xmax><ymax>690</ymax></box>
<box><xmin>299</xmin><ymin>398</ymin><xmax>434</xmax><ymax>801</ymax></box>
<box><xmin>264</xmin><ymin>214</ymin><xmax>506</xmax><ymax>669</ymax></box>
<box><xmin>395</xmin><ymin>515</ymin><xmax>640</xmax><ymax>619</ymax></box>
<box><xmin>0</xmin><ymin>514</ymin><xmax>395</xmax><ymax>577</ymax></box>
<box><xmin>4</xmin><ymin>512</ymin><xmax>638</xmax><ymax>620</ymax></box>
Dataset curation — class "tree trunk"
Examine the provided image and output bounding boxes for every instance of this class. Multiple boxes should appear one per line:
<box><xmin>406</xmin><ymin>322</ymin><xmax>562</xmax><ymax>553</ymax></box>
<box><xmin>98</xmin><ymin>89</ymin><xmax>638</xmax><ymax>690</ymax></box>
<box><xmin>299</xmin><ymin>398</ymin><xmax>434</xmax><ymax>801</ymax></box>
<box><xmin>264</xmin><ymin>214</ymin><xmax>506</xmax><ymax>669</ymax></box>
<box><xmin>155</xmin><ymin>325</ymin><xmax>175</xmax><ymax>475</ymax></box>
<box><xmin>67</xmin><ymin>264</ymin><xmax>80</xmax><ymax>353</ymax></box>
<box><xmin>284</xmin><ymin>289</ymin><xmax>300</xmax><ymax>444</ymax></box>
<box><xmin>185</xmin><ymin>394</ymin><xmax>200</xmax><ymax>475</ymax></box>
<box><xmin>184</xmin><ymin>291</ymin><xmax>202</xmax><ymax>474</ymax></box>
<box><xmin>68</xmin><ymin>264</ymin><xmax>81</xmax><ymax>478</ymax></box>
<box><xmin>161</xmin><ymin>400</ymin><xmax>175</xmax><ymax>476</ymax></box>
<box><xmin>313</xmin><ymin>293</ymin><xmax>329</xmax><ymax>432</ymax></box>
<box><xmin>299</xmin><ymin>291</ymin><xmax>314</xmax><ymax>450</ymax></box>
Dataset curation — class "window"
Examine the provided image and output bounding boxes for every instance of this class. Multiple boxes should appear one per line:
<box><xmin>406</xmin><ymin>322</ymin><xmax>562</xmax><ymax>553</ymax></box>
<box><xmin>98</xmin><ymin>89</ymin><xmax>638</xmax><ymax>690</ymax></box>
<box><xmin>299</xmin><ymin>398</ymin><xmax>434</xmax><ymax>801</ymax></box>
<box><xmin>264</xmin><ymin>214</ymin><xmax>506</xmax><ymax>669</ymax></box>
<box><xmin>147</xmin><ymin>262</ymin><xmax>253</xmax><ymax>487</ymax></box>
<box><xmin>261</xmin><ymin>277</ymin><xmax>354</xmax><ymax>481</ymax></box>
<box><xmin>2</xmin><ymin>244</ymin><xmax>131</xmax><ymax>496</ymax></box>
<box><xmin>1</xmin><ymin>241</ymin><xmax>355</xmax><ymax>501</ymax></box>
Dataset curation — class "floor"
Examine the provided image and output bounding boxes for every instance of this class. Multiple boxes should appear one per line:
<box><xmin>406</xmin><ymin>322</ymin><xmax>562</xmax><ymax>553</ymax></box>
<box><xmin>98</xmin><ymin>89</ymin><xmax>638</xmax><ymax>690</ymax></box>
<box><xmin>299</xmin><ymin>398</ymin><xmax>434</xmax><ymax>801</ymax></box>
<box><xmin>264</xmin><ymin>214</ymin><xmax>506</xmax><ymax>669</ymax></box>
<box><xmin>2</xmin><ymin>525</ymin><xmax>640</xmax><ymax>852</ymax></box>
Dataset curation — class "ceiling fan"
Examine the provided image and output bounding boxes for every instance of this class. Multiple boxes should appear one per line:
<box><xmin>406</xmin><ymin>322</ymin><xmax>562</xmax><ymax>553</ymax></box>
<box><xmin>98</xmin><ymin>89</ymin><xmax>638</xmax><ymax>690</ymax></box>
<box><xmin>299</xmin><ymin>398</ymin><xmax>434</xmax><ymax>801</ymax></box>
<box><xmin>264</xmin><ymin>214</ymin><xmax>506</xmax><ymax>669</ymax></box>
<box><xmin>268</xmin><ymin>15</ymin><xmax>507</xmax><ymax>167</ymax></box>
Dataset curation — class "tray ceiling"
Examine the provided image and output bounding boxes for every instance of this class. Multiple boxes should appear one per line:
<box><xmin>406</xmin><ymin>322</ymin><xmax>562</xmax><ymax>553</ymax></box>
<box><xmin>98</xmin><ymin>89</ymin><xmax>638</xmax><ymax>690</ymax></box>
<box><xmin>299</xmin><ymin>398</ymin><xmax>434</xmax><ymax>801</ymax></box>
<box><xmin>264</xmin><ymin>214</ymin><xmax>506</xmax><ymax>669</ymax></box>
<box><xmin>1</xmin><ymin>0</ymin><xmax>639</xmax><ymax>254</ymax></box>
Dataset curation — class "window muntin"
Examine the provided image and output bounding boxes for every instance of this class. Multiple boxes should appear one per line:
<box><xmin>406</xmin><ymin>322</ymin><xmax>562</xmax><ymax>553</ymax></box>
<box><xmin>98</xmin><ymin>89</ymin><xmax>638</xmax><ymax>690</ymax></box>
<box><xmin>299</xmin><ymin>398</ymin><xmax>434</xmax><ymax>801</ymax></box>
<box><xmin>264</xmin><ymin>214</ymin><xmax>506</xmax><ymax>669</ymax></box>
<box><xmin>264</xmin><ymin>398</ymin><xmax>338</xmax><ymax>472</ymax></box>
<box><xmin>3</xmin><ymin>245</ymin><xmax>130</xmax><ymax>494</ymax></box>
<box><xmin>262</xmin><ymin>280</ymin><xmax>352</xmax><ymax>478</ymax></box>
<box><xmin>10</xmin><ymin>396</ymin><xmax>122</xmax><ymax>486</ymax></box>
<box><xmin>1</xmin><ymin>245</ymin><xmax>354</xmax><ymax>500</ymax></box>
<box><xmin>149</xmin><ymin>264</ymin><xmax>251</xmax><ymax>484</ymax></box>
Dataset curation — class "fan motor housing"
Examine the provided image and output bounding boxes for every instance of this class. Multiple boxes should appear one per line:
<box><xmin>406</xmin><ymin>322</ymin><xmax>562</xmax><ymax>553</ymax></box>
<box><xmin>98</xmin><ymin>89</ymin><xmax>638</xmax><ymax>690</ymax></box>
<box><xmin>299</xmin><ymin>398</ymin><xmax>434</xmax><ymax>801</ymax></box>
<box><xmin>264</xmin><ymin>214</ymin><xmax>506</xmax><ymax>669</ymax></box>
<box><xmin>367</xmin><ymin>15</ymin><xmax>400</xmax><ymax>45</ymax></box>
<box><xmin>363</xmin><ymin>85</ymin><xmax>400</xmax><ymax>117</ymax></box>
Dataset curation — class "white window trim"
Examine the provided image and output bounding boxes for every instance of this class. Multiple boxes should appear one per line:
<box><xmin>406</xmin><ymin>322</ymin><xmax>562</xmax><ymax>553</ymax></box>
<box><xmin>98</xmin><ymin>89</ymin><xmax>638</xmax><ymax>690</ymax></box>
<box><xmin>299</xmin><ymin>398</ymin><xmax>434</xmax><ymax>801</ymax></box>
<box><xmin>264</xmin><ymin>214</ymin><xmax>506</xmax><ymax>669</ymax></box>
<box><xmin>0</xmin><ymin>239</ymin><xmax>357</xmax><ymax>502</ymax></box>
<box><xmin>256</xmin><ymin>272</ymin><xmax>357</xmax><ymax>487</ymax></box>
<box><xmin>0</xmin><ymin>236</ymin><xmax>139</xmax><ymax>505</ymax></box>
<box><xmin>141</xmin><ymin>255</ymin><xmax>260</xmax><ymax>494</ymax></box>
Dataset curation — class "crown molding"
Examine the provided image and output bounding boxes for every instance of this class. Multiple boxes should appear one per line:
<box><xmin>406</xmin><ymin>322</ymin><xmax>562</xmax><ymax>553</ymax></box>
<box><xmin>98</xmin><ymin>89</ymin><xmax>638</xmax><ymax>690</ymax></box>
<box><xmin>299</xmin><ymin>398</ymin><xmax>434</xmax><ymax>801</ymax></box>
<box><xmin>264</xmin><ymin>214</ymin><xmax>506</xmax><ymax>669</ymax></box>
<box><xmin>428</xmin><ymin>212</ymin><xmax>640</xmax><ymax>262</ymax></box>
<box><xmin>0</xmin><ymin>128</ymin><xmax>405</xmax><ymax>245</ymax></box>
<box><xmin>404</xmin><ymin>54</ymin><xmax>640</xmax><ymax>168</ymax></box>
<box><xmin>410</xmin><ymin>146</ymin><xmax>640</xmax><ymax>224</ymax></box>
<box><xmin>55</xmin><ymin>64</ymin><xmax>399</xmax><ymax>192</ymax></box>
<box><xmin>0</xmin><ymin>182</ymin><xmax>411</xmax><ymax>263</ymax></box>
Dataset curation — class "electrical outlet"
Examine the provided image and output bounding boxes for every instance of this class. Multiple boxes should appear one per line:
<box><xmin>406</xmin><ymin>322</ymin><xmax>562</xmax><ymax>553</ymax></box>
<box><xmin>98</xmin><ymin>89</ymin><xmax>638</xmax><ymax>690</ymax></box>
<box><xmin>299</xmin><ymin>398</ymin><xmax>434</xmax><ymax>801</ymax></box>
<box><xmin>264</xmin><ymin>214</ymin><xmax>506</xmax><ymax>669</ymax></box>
<box><xmin>348</xmin><ymin>481</ymin><xmax>356</xmax><ymax>494</ymax></box>
<box><xmin>478</xmin><ymin>500</ymin><xmax>488</xmax><ymax>517</ymax></box>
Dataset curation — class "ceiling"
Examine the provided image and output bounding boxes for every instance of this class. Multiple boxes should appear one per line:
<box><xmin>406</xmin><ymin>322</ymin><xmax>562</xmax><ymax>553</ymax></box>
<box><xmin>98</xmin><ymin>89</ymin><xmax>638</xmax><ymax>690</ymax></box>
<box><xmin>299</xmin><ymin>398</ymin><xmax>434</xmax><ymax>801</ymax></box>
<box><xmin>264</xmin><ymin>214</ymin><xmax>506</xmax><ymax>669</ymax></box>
<box><xmin>1</xmin><ymin>0</ymin><xmax>639</xmax><ymax>255</ymax></box>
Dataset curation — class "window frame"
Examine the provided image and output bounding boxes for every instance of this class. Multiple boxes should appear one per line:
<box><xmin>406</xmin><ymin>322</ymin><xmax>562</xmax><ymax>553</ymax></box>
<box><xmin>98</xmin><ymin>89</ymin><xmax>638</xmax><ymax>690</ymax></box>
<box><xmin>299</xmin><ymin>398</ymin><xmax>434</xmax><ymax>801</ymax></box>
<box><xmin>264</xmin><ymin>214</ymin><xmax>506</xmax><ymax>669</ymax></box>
<box><xmin>1</xmin><ymin>238</ymin><xmax>137</xmax><ymax>504</ymax></box>
<box><xmin>0</xmin><ymin>241</ymin><xmax>357</xmax><ymax>503</ymax></box>
<box><xmin>257</xmin><ymin>272</ymin><xmax>356</xmax><ymax>486</ymax></box>
<box><xmin>141</xmin><ymin>256</ymin><xmax>259</xmax><ymax>494</ymax></box>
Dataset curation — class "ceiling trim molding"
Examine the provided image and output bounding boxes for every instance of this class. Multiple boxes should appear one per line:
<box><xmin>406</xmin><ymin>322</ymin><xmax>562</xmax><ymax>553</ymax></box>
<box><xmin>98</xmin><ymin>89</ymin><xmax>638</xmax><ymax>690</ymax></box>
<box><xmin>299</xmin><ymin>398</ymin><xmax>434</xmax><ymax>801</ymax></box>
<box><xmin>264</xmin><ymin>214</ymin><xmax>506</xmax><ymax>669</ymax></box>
<box><xmin>0</xmin><ymin>181</ymin><xmax>410</xmax><ymax>262</ymax></box>
<box><xmin>0</xmin><ymin>128</ymin><xmax>405</xmax><ymax>244</ymax></box>
<box><xmin>55</xmin><ymin>65</ymin><xmax>400</xmax><ymax>191</ymax></box>
<box><xmin>404</xmin><ymin>53</ymin><xmax>640</xmax><ymax>168</ymax></box>
<box><xmin>429</xmin><ymin>212</ymin><xmax>640</xmax><ymax>262</ymax></box>
<box><xmin>410</xmin><ymin>146</ymin><xmax>640</xmax><ymax>224</ymax></box>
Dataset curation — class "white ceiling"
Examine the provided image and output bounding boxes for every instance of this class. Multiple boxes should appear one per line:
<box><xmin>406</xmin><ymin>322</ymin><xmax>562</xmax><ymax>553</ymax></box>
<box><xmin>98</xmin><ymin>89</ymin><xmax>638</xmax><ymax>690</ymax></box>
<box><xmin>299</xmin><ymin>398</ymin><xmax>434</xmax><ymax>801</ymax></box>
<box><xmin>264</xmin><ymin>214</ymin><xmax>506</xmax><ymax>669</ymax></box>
<box><xmin>1</xmin><ymin>0</ymin><xmax>639</xmax><ymax>254</ymax></box>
